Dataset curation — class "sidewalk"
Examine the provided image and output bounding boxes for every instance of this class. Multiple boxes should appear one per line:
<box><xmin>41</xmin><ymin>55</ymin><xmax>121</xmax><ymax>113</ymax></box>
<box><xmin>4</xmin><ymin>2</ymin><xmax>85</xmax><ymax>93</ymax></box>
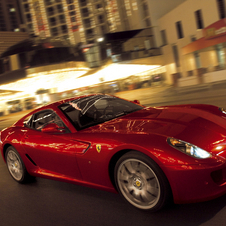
<box><xmin>116</xmin><ymin>81</ymin><xmax>226</xmax><ymax>106</ymax></box>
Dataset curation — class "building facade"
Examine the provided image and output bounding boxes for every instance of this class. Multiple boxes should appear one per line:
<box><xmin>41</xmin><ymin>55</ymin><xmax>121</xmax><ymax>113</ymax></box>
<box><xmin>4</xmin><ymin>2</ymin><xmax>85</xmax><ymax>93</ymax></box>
<box><xmin>0</xmin><ymin>0</ymin><xmax>23</xmax><ymax>32</ymax></box>
<box><xmin>18</xmin><ymin>0</ymin><xmax>186</xmax><ymax>47</ymax></box>
<box><xmin>158</xmin><ymin>0</ymin><xmax>226</xmax><ymax>85</ymax></box>
<box><xmin>0</xmin><ymin>0</ymin><xmax>28</xmax><ymax>73</ymax></box>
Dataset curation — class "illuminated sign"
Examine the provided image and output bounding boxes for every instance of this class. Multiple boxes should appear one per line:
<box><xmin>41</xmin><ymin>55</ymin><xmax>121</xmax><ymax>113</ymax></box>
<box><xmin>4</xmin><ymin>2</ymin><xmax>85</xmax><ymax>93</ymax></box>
<box><xmin>105</xmin><ymin>0</ymin><xmax>120</xmax><ymax>32</ymax></box>
<box><xmin>203</xmin><ymin>18</ymin><xmax>226</xmax><ymax>39</ymax></box>
<box><xmin>30</xmin><ymin>0</ymin><xmax>50</xmax><ymax>37</ymax></box>
<box><xmin>33</xmin><ymin>1</ymin><xmax>45</xmax><ymax>35</ymax></box>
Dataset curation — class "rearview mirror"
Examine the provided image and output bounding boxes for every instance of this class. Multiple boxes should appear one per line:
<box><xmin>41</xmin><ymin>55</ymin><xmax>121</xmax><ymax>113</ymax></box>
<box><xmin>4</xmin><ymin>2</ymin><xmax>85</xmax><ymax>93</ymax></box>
<box><xmin>133</xmin><ymin>100</ymin><xmax>140</xmax><ymax>104</ymax></box>
<box><xmin>41</xmin><ymin>123</ymin><xmax>65</xmax><ymax>133</ymax></box>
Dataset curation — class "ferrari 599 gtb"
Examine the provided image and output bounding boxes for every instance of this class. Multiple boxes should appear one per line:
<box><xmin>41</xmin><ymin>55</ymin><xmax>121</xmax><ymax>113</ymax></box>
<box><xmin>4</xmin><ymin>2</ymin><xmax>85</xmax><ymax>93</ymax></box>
<box><xmin>1</xmin><ymin>94</ymin><xmax>226</xmax><ymax>212</ymax></box>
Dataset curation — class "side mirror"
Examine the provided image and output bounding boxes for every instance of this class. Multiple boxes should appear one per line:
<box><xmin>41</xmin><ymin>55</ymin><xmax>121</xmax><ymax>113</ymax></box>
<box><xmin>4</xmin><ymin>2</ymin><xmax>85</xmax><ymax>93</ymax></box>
<box><xmin>41</xmin><ymin>123</ymin><xmax>65</xmax><ymax>133</ymax></box>
<box><xmin>133</xmin><ymin>100</ymin><xmax>140</xmax><ymax>105</ymax></box>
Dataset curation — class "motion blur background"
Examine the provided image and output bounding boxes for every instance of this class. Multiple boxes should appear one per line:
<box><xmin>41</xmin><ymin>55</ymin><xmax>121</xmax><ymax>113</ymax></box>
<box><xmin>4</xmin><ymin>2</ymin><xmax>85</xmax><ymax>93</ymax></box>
<box><xmin>0</xmin><ymin>0</ymin><xmax>226</xmax><ymax>116</ymax></box>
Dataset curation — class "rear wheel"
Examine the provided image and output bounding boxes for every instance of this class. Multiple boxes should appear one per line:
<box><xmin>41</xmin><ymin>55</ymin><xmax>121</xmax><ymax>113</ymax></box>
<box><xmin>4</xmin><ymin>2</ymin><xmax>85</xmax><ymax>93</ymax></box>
<box><xmin>114</xmin><ymin>151</ymin><xmax>171</xmax><ymax>212</ymax></box>
<box><xmin>5</xmin><ymin>146</ymin><xmax>32</xmax><ymax>183</ymax></box>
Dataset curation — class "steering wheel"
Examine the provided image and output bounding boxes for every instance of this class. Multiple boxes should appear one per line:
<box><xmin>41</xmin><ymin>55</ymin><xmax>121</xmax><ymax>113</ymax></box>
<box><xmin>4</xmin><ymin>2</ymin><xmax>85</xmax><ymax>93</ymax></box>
<box><xmin>103</xmin><ymin>106</ymin><xmax>115</xmax><ymax>119</ymax></box>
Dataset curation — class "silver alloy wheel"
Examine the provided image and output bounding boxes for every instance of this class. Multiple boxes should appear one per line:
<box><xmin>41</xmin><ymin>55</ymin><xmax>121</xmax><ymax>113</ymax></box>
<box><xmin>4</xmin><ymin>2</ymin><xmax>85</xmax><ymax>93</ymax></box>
<box><xmin>6</xmin><ymin>149</ymin><xmax>24</xmax><ymax>181</ymax></box>
<box><xmin>117</xmin><ymin>158</ymin><xmax>161</xmax><ymax>210</ymax></box>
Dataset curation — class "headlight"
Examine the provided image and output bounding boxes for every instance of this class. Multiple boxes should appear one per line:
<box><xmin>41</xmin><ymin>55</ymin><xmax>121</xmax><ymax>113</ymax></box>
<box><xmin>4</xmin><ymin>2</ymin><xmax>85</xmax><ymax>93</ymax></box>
<box><xmin>167</xmin><ymin>138</ymin><xmax>211</xmax><ymax>159</ymax></box>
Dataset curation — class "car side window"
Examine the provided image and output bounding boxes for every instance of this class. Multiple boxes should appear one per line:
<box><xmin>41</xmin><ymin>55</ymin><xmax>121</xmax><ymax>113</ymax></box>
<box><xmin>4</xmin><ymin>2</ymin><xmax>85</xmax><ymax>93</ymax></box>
<box><xmin>29</xmin><ymin>110</ymin><xmax>66</xmax><ymax>131</ymax></box>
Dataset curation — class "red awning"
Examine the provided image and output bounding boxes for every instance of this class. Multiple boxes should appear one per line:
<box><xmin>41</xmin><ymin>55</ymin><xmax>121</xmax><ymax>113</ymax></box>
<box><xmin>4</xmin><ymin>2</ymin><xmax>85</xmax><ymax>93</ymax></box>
<box><xmin>182</xmin><ymin>18</ymin><xmax>226</xmax><ymax>55</ymax></box>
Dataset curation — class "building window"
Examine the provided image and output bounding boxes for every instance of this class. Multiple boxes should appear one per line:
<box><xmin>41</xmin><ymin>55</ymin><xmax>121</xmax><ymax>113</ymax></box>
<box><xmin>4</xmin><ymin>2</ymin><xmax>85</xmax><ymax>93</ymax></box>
<box><xmin>0</xmin><ymin>24</ymin><xmax>7</xmax><ymax>31</ymax></box>
<box><xmin>83</xmin><ymin>18</ymin><xmax>90</xmax><ymax>28</ymax></box>
<box><xmin>80</xmin><ymin>0</ymin><xmax>88</xmax><ymax>7</ymax></box>
<box><xmin>47</xmin><ymin>7</ymin><xmax>54</xmax><ymax>16</ymax></box>
<box><xmin>59</xmin><ymin>14</ymin><xmax>66</xmax><ymax>23</ymax></box>
<box><xmin>81</xmin><ymin>8</ymin><xmax>89</xmax><ymax>17</ymax></box>
<box><xmin>216</xmin><ymin>43</ymin><xmax>225</xmax><ymax>67</ymax></box>
<box><xmin>195</xmin><ymin>10</ymin><xmax>204</xmax><ymax>29</ymax></box>
<box><xmin>24</xmin><ymin>3</ymin><xmax>30</xmax><ymax>12</ymax></box>
<box><xmin>160</xmin><ymin>30</ymin><xmax>167</xmax><ymax>46</ymax></box>
<box><xmin>96</xmin><ymin>4</ymin><xmax>103</xmax><ymax>12</ymax></box>
<box><xmin>86</xmin><ymin>29</ymin><xmax>94</xmax><ymax>38</ymax></box>
<box><xmin>142</xmin><ymin>3</ymin><xmax>149</xmax><ymax>17</ymax></box>
<box><xmin>57</xmin><ymin>4</ymin><xmax>64</xmax><ymax>13</ymax></box>
<box><xmin>27</xmin><ymin>23</ymin><xmax>33</xmax><ymax>32</ymax></box>
<box><xmin>194</xmin><ymin>51</ymin><xmax>201</xmax><ymax>69</ymax></box>
<box><xmin>49</xmin><ymin>17</ymin><xmax>56</xmax><ymax>26</ymax></box>
<box><xmin>69</xmin><ymin>11</ymin><xmax>76</xmax><ymax>16</ymax></box>
<box><xmin>216</xmin><ymin>0</ymin><xmax>226</xmax><ymax>19</ymax></box>
<box><xmin>145</xmin><ymin>18</ymin><xmax>151</xmax><ymax>27</ymax></box>
<box><xmin>51</xmin><ymin>27</ymin><xmax>58</xmax><ymax>36</ymax></box>
<box><xmin>172</xmin><ymin>45</ymin><xmax>180</xmax><ymax>67</ymax></box>
<box><xmin>98</xmin><ymin>15</ymin><xmax>104</xmax><ymax>24</ymax></box>
<box><xmin>26</xmin><ymin>13</ymin><xmax>32</xmax><ymax>22</ymax></box>
<box><xmin>68</xmin><ymin>4</ymin><xmax>75</xmax><ymax>10</ymax></box>
<box><xmin>45</xmin><ymin>0</ymin><xmax>52</xmax><ymax>6</ymax></box>
<box><xmin>175</xmin><ymin>21</ymin><xmax>184</xmax><ymax>39</ymax></box>
<box><xmin>61</xmin><ymin>25</ymin><xmax>68</xmax><ymax>33</ymax></box>
<box><xmin>67</xmin><ymin>0</ymin><xmax>74</xmax><ymax>4</ymax></box>
<box><xmin>71</xmin><ymin>17</ymin><xmax>76</xmax><ymax>22</ymax></box>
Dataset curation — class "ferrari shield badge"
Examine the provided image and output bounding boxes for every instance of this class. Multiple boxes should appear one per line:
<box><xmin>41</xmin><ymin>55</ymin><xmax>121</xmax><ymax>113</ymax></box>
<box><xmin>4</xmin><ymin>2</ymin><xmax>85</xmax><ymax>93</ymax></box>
<box><xmin>96</xmin><ymin>144</ymin><xmax>101</xmax><ymax>153</ymax></box>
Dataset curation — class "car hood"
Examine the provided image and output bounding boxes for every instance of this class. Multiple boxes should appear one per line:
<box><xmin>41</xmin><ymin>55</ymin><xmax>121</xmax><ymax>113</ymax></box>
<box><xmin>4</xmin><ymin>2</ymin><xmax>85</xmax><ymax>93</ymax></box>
<box><xmin>97</xmin><ymin>104</ymin><xmax>226</xmax><ymax>153</ymax></box>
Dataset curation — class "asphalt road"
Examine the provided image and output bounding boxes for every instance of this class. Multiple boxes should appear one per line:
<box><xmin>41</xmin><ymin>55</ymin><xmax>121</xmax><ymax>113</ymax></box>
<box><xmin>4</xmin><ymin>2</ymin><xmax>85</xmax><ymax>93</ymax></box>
<box><xmin>1</xmin><ymin>85</ymin><xmax>226</xmax><ymax>226</ymax></box>
<box><xmin>1</xmin><ymin>152</ymin><xmax>226</xmax><ymax>226</ymax></box>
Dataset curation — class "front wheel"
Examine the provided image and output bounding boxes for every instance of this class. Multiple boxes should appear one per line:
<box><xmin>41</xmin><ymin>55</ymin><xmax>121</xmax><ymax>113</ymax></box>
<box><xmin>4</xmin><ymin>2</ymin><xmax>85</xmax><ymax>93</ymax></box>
<box><xmin>5</xmin><ymin>146</ymin><xmax>32</xmax><ymax>183</ymax></box>
<box><xmin>114</xmin><ymin>151</ymin><xmax>171</xmax><ymax>212</ymax></box>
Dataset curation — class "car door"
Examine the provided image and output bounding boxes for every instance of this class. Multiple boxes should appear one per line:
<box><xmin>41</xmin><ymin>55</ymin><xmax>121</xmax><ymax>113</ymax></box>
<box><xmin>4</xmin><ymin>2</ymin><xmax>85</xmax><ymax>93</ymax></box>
<box><xmin>21</xmin><ymin>109</ymin><xmax>89</xmax><ymax>180</ymax></box>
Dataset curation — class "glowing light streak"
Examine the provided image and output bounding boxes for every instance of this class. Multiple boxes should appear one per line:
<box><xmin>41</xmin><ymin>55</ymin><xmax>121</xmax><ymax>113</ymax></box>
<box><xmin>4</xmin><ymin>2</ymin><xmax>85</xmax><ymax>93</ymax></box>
<box><xmin>39</xmin><ymin>0</ymin><xmax>50</xmax><ymax>37</ymax></box>
<box><xmin>62</xmin><ymin>0</ymin><xmax>75</xmax><ymax>44</ymax></box>
<box><xmin>105</xmin><ymin>0</ymin><xmax>120</xmax><ymax>32</ymax></box>
<box><xmin>29</xmin><ymin>0</ymin><xmax>39</xmax><ymax>35</ymax></box>
<box><xmin>31</xmin><ymin>0</ymin><xmax>46</xmax><ymax>37</ymax></box>
<box><xmin>74</xmin><ymin>0</ymin><xmax>85</xmax><ymax>43</ymax></box>
<box><xmin>0</xmin><ymin>64</ymin><xmax>163</xmax><ymax>105</ymax></box>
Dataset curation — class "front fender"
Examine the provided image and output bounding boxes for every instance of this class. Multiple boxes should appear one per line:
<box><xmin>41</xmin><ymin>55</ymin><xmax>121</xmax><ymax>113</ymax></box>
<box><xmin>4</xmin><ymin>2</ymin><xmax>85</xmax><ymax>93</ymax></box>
<box><xmin>1</xmin><ymin>127</ymin><xmax>24</xmax><ymax>162</ymax></box>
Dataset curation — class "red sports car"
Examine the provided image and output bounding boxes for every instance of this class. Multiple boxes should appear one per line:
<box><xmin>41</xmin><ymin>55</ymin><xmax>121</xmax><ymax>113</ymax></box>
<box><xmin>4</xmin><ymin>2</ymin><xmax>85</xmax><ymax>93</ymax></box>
<box><xmin>1</xmin><ymin>94</ymin><xmax>226</xmax><ymax>212</ymax></box>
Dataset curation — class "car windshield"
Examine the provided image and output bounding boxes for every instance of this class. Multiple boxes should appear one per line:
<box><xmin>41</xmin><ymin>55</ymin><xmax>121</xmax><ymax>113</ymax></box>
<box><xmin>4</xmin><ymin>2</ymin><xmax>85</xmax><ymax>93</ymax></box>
<box><xmin>59</xmin><ymin>95</ymin><xmax>143</xmax><ymax>130</ymax></box>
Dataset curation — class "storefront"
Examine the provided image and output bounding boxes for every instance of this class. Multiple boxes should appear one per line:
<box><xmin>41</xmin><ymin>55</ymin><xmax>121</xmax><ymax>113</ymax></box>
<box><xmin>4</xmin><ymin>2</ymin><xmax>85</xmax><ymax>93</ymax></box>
<box><xmin>179</xmin><ymin>18</ymin><xmax>226</xmax><ymax>87</ymax></box>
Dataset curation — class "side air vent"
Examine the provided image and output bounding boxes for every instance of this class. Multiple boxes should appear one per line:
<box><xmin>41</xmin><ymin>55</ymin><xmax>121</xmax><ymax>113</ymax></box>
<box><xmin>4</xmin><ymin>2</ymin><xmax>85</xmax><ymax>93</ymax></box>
<box><xmin>25</xmin><ymin>154</ymin><xmax>37</xmax><ymax>166</ymax></box>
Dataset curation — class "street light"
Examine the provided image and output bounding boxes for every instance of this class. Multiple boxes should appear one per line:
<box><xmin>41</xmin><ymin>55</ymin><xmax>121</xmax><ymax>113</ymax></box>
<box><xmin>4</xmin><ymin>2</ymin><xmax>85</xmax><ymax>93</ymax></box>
<box><xmin>97</xmin><ymin>37</ymin><xmax>104</xmax><ymax>42</ymax></box>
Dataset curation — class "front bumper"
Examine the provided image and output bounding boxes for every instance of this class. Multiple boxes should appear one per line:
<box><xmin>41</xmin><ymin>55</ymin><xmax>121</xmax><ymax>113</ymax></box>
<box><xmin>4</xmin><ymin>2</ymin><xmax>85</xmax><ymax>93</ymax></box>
<box><xmin>165</xmin><ymin>160</ymin><xmax>226</xmax><ymax>204</ymax></box>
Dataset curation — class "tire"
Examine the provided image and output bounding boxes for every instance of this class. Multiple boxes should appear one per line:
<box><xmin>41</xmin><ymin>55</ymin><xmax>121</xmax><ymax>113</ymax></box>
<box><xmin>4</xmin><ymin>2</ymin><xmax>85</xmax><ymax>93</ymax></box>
<box><xmin>5</xmin><ymin>146</ymin><xmax>32</xmax><ymax>183</ymax></box>
<box><xmin>114</xmin><ymin>151</ymin><xmax>171</xmax><ymax>212</ymax></box>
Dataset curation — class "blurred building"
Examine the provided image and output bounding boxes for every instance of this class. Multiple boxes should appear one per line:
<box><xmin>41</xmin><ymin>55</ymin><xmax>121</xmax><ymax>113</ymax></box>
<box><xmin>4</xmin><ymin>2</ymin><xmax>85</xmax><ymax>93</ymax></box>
<box><xmin>0</xmin><ymin>0</ymin><xmax>29</xmax><ymax>73</ymax></box>
<box><xmin>0</xmin><ymin>0</ymin><xmax>23</xmax><ymax>32</ymax></box>
<box><xmin>158</xmin><ymin>0</ymin><xmax>226</xmax><ymax>86</ymax></box>
<box><xmin>18</xmin><ymin>0</ymin><xmax>186</xmax><ymax>46</ymax></box>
